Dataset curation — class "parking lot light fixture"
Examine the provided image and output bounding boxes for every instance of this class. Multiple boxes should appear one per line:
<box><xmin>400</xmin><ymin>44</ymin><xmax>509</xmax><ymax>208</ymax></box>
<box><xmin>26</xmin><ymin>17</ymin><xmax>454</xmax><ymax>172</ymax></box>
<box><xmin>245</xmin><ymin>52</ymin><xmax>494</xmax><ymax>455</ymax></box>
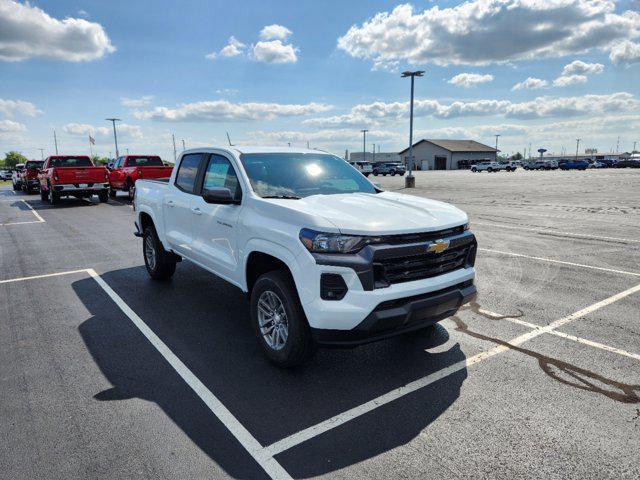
<box><xmin>401</xmin><ymin>70</ymin><xmax>425</xmax><ymax>188</ymax></box>
<box><xmin>106</xmin><ymin>118</ymin><xmax>121</xmax><ymax>158</ymax></box>
<box><xmin>361</xmin><ymin>129</ymin><xmax>368</xmax><ymax>163</ymax></box>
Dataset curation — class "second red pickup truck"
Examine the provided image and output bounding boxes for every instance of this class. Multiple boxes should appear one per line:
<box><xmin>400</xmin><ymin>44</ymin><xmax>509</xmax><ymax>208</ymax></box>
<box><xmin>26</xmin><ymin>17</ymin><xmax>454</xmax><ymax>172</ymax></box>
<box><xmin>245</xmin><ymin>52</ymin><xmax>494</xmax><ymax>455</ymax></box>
<box><xmin>38</xmin><ymin>155</ymin><xmax>110</xmax><ymax>205</ymax></box>
<box><xmin>108</xmin><ymin>155</ymin><xmax>173</xmax><ymax>199</ymax></box>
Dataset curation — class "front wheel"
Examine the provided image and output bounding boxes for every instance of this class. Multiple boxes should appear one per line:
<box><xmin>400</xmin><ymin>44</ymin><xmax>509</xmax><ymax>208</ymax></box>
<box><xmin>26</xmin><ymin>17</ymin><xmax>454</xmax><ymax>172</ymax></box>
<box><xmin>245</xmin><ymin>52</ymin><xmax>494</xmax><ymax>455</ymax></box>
<box><xmin>372</xmin><ymin>170</ymin><xmax>378</xmax><ymax>176</ymax></box>
<box><xmin>390</xmin><ymin>171</ymin><xmax>396</xmax><ymax>176</ymax></box>
<box><xmin>487</xmin><ymin>167</ymin><xmax>493</xmax><ymax>172</ymax></box>
<box><xmin>98</xmin><ymin>190</ymin><xmax>109</xmax><ymax>203</ymax></box>
<box><xmin>108</xmin><ymin>186</ymin><xmax>117</xmax><ymax>198</ymax></box>
<box><xmin>143</xmin><ymin>226</ymin><xmax>176</xmax><ymax>280</ymax></box>
<box><xmin>251</xmin><ymin>270</ymin><xmax>316</xmax><ymax>367</ymax></box>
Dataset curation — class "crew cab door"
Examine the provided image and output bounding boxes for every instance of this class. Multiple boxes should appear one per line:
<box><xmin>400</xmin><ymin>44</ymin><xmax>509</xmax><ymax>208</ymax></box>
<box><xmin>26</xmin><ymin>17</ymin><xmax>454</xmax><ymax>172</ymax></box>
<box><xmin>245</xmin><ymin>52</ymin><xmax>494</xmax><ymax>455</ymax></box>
<box><xmin>190</xmin><ymin>153</ymin><xmax>243</xmax><ymax>281</ymax></box>
<box><xmin>163</xmin><ymin>153</ymin><xmax>206</xmax><ymax>256</ymax></box>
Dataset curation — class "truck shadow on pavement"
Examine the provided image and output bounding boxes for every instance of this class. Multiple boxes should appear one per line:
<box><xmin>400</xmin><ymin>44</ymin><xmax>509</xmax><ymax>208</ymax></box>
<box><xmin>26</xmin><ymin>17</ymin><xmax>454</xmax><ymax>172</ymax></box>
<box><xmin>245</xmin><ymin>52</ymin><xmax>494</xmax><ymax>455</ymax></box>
<box><xmin>73</xmin><ymin>264</ymin><xmax>467</xmax><ymax>477</ymax></box>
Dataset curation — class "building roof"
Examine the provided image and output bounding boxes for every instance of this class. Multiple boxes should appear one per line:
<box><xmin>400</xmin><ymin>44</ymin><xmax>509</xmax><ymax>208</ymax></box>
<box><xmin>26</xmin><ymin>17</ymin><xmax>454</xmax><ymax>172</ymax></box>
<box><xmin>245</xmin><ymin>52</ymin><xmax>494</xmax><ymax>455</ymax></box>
<box><xmin>398</xmin><ymin>139</ymin><xmax>498</xmax><ymax>155</ymax></box>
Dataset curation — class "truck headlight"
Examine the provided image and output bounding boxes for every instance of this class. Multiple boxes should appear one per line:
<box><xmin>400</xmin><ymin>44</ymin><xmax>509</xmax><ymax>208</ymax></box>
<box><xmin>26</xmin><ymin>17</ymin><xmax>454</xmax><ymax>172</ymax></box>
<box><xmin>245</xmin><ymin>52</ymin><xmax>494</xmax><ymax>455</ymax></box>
<box><xmin>299</xmin><ymin>228</ymin><xmax>371</xmax><ymax>254</ymax></box>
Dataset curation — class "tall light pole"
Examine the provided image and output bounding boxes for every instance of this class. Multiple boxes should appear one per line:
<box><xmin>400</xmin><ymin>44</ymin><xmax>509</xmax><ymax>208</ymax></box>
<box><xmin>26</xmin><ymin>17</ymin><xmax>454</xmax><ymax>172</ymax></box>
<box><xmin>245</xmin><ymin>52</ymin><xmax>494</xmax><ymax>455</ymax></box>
<box><xmin>372</xmin><ymin>143</ymin><xmax>376</xmax><ymax>163</ymax></box>
<box><xmin>182</xmin><ymin>139</ymin><xmax>186</xmax><ymax>151</ymax></box>
<box><xmin>172</xmin><ymin>134</ymin><xmax>177</xmax><ymax>162</ymax></box>
<box><xmin>106</xmin><ymin>118</ymin><xmax>121</xmax><ymax>158</ymax></box>
<box><xmin>494</xmin><ymin>134</ymin><xmax>501</xmax><ymax>158</ymax></box>
<box><xmin>361</xmin><ymin>129</ymin><xmax>368</xmax><ymax>163</ymax></box>
<box><xmin>38</xmin><ymin>148</ymin><xmax>44</xmax><ymax>160</ymax></box>
<box><xmin>575</xmin><ymin>138</ymin><xmax>581</xmax><ymax>161</ymax></box>
<box><xmin>53</xmin><ymin>129</ymin><xmax>59</xmax><ymax>154</ymax></box>
<box><xmin>401</xmin><ymin>70</ymin><xmax>425</xmax><ymax>188</ymax></box>
<box><xmin>633</xmin><ymin>141</ymin><xmax>637</xmax><ymax>153</ymax></box>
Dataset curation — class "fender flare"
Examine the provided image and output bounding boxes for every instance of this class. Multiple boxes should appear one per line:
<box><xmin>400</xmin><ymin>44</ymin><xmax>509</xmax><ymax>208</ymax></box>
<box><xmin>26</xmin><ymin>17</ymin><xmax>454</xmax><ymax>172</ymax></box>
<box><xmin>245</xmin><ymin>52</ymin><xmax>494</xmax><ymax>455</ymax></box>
<box><xmin>137</xmin><ymin>206</ymin><xmax>170</xmax><ymax>251</ymax></box>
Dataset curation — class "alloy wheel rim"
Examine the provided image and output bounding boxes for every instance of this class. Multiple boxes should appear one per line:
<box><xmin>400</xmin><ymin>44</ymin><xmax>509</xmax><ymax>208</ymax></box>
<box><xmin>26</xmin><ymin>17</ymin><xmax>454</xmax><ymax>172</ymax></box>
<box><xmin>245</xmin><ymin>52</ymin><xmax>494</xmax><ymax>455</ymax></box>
<box><xmin>257</xmin><ymin>290</ymin><xmax>288</xmax><ymax>351</ymax></box>
<box><xmin>144</xmin><ymin>236</ymin><xmax>156</xmax><ymax>270</ymax></box>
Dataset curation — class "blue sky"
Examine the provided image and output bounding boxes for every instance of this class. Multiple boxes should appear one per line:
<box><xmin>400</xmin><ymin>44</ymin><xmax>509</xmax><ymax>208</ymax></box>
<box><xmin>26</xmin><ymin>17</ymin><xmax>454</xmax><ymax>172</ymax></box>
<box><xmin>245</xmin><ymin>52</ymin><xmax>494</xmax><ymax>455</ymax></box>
<box><xmin>1</xmin><ymin>0</ymin><xmax>640</xmax><ymax>161</ymax></box>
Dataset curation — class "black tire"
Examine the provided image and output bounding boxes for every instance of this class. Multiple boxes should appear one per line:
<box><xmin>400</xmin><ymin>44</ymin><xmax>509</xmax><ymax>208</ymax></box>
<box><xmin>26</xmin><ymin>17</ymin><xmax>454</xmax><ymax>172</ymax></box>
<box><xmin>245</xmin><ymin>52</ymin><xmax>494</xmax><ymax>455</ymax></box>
<box><xmin>98</xmin><ymin>190</ymin><xmax>109</xmax><ymax>203</ymax></box>
<box><xmin>373</xmin><ymin>170</ymin><xmax>378</xmax><ymax>176</ymax></box>
<box><xmin>250</xmin><ymin>270</ymin><xmax>316</xmax><ymax>367</ymax></box>
<box><xmin>390</xmin><ymin>171</ymin><xmax>396</xmax><ymax>176</ymax></box>
<box><xmin>40</xmin><ymin>188</ymin><xmax>48</xmax><ymax>201</ymax></box>
<box><xmin>471</xmin><ymin>168</ymin><xmax>477</xmax><ymax>172</ymax></box>
<box><xmin>49</xmin><ymin>185</ymin><xmax>59</xmax><ymax>205</ymax></box>
<box><xmin>143</xmin><ymin>226</ymin><xmax>176</xmax><ymax>280</ymax></box>
<box><xmin>487</xmin><ymin>167</ymin><xmax>493</xmax><ymax>172</ymax></box>
<box><xmin>108</xmin><ymin>186</ymin><xmax>117</xmax><ymax>198</ymax></box>
<box><xmin>127</xmin><ymin>183</ymin><xmax>135</xmax><ymax>201</ymax></box>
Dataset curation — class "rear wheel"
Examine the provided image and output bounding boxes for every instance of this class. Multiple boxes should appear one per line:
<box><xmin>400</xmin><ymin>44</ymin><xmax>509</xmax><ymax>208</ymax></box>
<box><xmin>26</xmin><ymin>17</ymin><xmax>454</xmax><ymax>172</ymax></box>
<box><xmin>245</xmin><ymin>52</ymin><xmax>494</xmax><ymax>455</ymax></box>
<box><xmin>390</xmin><ymin>170</ymin><xmax>396</xmax><ymax>176</ymax></box>
<box><xmin>143</xmin><ymin>226</ymin><xmax>176</xmax><ymax>280</ymax></box>
<box><xmin>49</xmin><ymin>185</ymin><xmax>59</xmax><ymax>205</ymax></box>
<box><xmin>372</xmin><ymin>170</ymin><xmax>378</xmax><ymax>176</ymax></box>
<box><xmin>127</xmin><ymin>181</ymin><xmax>135</xmax><ymax>201</ymax></box>
<box><xmin>250</xmin><ymin>270</ymin><xmax>315</xmax><ymax>367</ymax></box>
<box><xmin>98</xmin><ymin>190</ymin><xmax>109</xmax><ymax>203</ymax></box>
<box><xmin>487</xmin><ymin>167</ymin><xmax>493</xmax><ymax>172</ymax></box>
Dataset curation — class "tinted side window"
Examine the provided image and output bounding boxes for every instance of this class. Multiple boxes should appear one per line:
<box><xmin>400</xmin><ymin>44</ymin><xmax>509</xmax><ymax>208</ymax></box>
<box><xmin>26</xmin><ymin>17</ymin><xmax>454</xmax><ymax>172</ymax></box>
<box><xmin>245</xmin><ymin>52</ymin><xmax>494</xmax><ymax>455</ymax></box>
<box><xmin>175</xmin><ymin>153</ymin><xmax>203</xmax><ymax>193</ymax></box>
<box><xmin>202</xmin><ymin>155</ymin><xmax>240</xmax><ymax>199</ymax></box>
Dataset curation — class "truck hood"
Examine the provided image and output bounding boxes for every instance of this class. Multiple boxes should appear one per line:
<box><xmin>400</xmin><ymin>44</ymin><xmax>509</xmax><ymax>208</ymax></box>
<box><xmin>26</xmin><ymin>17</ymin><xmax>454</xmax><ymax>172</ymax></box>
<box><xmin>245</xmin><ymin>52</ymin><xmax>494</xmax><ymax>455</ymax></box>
<box><xmin>266</xmin><ymin>191</ymin><xmax>468</xmax><ymax>235</ymax></box>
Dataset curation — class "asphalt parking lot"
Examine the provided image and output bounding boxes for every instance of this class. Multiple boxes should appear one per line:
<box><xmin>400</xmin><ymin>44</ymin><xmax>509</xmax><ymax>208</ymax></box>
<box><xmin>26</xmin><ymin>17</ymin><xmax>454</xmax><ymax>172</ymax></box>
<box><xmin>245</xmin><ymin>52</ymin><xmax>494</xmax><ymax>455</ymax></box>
<box><xmin>1</xmin><ymin>168</ymin><xmax>639</xmax><ymax>479</ymax></box>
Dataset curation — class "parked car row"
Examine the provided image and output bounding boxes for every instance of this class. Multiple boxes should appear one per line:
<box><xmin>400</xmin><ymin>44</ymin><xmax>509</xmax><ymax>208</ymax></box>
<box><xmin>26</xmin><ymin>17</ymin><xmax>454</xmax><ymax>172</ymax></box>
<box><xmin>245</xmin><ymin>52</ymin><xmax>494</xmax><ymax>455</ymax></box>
<box><xmin>470</xmin><ymin>161</ymin><xmax>518</xmax><ymax>172</ymax></box>
<box><xmin>11</xmin><ymin>154</ymin><xmax>172</xmax><ymax>205</ymax></box>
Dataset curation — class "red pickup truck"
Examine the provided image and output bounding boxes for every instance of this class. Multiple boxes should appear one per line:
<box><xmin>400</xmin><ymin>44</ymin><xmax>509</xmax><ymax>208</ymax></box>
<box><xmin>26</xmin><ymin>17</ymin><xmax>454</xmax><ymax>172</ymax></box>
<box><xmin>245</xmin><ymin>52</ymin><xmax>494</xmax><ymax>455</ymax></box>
<box><xmin>108</xmin><ymin>155</ymin><xmax>173</xmax><ymax>199</ymax></box>
<box><xmin>38</xmin><ymin>155</ymin><xmax>110</xmax><ymax>205</ymax></box>
<box><xmin>20</xmin><ymin>160</ymin><xmax>44</xmax><ymax>194</ymax></box>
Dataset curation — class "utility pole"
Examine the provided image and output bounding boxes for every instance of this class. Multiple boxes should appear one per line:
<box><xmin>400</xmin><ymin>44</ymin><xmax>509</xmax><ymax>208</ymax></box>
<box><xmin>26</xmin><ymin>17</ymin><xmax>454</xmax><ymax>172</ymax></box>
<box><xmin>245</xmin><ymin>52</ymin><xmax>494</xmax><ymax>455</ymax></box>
<box><xmin>372</xmin><ymin>143</ymin><xmax>375</xmax><ymax>163</ymax></box>
<box><xmin>616</xmin><ymin>136</ymin><xmax>620</xmax><ymax>153</ymax></box>
<box><xmin>105</xmin><ymin>118</ymin><xmax>121</xmax><ymax>158</ymax></box>
<box><xmin>361</xmin><ymin>129</ymin><xmax>368</xmax><ymax>163</ymax></box>
<box><xmin>38</xmin><ymin>148</ymin><xmax>44</xmax><ymax>160</ymax></box>
<box><xmin>494</xmin><ymin>134</ymin><xmax>500</xmax><ymax>154</ymax></box>
<box><xmin>172</xmin><ymin>134</ymin><xmax>177</xmax><ymax>162</ymax></box>
<box><xmin>182</xmin><ymin>139</ymin><xmax>186</xmax><ymax>151</ymax></box>
<box><xmin>307</xmin><ymin>140</ymin><xmax>310</xmax><ymax>149</ymax></box>
<box><xmin>401</xmin><ymin>70</ymin><xmax>425</xmax><ymax>188</ymax></box>
<box><xmin>575</xmin><ymin>139</ymin><xmax>581</xmax><ymax>161</ymax></box>
<box><xmin>633</xmin><ymin>141</ymin><xmax>637</xmax><ymax>153</ymax></box>
<box><xmin>53</xmin><ymin>129</ymin><xmax>59</xmax><ymax>154</ymax></box>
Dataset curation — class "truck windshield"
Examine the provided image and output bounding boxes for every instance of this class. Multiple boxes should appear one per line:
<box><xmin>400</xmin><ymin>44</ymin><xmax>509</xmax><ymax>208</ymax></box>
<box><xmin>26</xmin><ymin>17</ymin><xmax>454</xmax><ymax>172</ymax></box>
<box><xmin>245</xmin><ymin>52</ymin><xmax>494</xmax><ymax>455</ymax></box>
<box><xmin>49</xmin><ymin>157</ymin><xmax>93</xmax><ymax>167</ymax></box>
<box><xmin>240</xmin><ymin>153</ymin><xmax>377</xmax><ymax>198</ymax></box>
<box><xmin>126</xmin><ymin>156</ymin><xmax>163</xmax><ymax>167</ymax></box>
<box><xmin>25</xmin><ymin>161</ymin><xmax>43</xmax><ymax>169</ymax></box>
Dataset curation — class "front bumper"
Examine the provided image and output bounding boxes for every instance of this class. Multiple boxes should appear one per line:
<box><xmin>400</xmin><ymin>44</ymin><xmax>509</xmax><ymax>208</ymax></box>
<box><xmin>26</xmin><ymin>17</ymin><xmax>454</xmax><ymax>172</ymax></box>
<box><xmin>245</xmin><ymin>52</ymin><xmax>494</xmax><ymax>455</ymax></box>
<box><xmin>311</xmin><ymin>280</ymin><xmax>476</xmax><ymax>347</ymax></box>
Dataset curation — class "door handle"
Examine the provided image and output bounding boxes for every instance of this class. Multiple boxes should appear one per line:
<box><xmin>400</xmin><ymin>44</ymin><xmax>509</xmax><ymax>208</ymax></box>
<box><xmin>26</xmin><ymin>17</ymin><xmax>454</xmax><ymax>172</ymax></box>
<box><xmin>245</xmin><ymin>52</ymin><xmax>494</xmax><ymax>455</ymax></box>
<box><xmin>191</xmin><ymin>207</ymin><xmax>202</xmax><ymax>215</ymax></box>
<box><xmin>166</xmin><ymin>200</ymin><xmax>175</xmax><ymax>207</ymax></box>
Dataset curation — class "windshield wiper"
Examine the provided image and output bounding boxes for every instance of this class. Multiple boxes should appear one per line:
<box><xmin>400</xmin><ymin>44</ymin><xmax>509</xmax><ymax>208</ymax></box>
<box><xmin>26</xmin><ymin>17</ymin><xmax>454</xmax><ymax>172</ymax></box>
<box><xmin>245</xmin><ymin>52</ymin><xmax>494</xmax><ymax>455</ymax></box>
<box><xmin>261</xmin><ymin>194</ymin><xmax>301</xmax><ymax>200</ymax></box>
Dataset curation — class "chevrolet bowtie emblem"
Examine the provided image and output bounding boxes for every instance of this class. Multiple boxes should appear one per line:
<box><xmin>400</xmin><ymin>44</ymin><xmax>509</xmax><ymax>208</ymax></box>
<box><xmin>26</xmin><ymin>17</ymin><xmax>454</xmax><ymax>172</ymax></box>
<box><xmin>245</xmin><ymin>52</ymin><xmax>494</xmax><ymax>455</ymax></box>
<box><xmin>427</xmin><ymin>239</ymin><xmax>450</xmax><ymax>253</ymax></box>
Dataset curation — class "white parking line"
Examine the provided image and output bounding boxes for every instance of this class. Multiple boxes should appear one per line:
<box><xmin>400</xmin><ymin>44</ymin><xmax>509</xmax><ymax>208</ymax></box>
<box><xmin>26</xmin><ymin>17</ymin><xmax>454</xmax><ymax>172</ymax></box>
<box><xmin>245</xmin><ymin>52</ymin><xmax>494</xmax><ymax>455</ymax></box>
<box><xmin>0</xmin><ymin>199</ymin><xmax>45</xmax><ymax>226</ymax></box>
<box><xmin>479</xmin><ymin>248</ymin><xmax>640</xmax><ymax>277</ymax></box>
<box><xmin>262</xmin><ymin>282</ymin><xmax>640</xmax><ymax>457</ymax></box>
<box><xmin>474</xmin><ymin>221</ymin><xmax>640</xmax><ymax>244</ymax></box>
<box><xmin>478</xmin><ymin>309</ymin><xmax>640</xmax><ymax>362</ymax></box>
<box><xmin>0</xmin><ymin>268</ymin><xmax>88</xmax><ymax>284</ymax></box>
<box><xmin>86</xmin><ymin>269</ymin><xmax>292</xmax><ymax>480</ymax></box>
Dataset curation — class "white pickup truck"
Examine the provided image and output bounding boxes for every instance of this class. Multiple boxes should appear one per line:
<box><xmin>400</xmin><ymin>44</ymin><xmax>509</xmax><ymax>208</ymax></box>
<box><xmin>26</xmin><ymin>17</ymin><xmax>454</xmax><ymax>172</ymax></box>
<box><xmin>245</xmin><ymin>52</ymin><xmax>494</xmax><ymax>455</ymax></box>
<box><xmin>134</xmin><ymin>147</ymin><xmax>477</xmax><ymax>367</ymax></box>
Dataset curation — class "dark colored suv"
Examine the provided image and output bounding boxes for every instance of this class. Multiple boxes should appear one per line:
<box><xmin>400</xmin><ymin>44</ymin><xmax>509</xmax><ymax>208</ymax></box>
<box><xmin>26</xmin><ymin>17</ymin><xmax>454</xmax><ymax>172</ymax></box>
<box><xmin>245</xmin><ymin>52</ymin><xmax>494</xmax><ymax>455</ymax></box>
<box><xmin>372</xmin><ymin>162</ymin><xmax>406</xmax><ymax>176</ymax></box>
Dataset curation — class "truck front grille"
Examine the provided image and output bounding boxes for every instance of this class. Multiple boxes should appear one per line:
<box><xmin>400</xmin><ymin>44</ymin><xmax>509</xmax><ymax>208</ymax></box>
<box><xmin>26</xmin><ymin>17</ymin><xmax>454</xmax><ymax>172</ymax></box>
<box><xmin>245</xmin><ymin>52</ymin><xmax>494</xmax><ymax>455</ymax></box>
<box><xmin>372</xmin><ymin>235</ymin><xmax>476</xmax><ymax>287</ymax></box>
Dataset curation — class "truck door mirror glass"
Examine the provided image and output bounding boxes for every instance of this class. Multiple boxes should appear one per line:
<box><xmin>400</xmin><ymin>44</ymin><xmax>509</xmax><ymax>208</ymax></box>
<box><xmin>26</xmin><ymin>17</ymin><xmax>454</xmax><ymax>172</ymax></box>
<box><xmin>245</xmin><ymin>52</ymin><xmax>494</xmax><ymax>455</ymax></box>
<box><xmin>202</xmin><ymin>187</ymin><xmax>238</xmax><ymax>205</ymax></box>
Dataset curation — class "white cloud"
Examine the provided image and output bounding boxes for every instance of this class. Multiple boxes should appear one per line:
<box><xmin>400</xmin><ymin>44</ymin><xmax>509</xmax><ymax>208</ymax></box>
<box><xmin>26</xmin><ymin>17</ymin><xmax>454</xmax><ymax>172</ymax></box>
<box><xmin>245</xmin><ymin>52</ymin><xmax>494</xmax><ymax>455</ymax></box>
<box><xmin>511</xmin><ymin>77</ymin><xmax>549</xmax><ymax>91</ymax></box>
<box><xmin>337</xmin><ymin>1</ymin><xmax>640</xmax><ymax>68</ymax></box>
<box><xmin>259</xmin><ymin>24</ymin><xmax>292</xmax><ymax>41</ymax></box>
<box><xmin>63</xmin><ymin>122</ymin><xmax>143</xmax><ymax>140</ymax></box>
<box><xmin>0</xmin><ymin>0</ymin><xmax>115</xmax><ymax>62</ymax></box>
<box><xmin>553</xmin><ymin>74</ymin><xmax>588</xmax><ymax>87</ymax></box>
<box><xmin>77</xmin><ymin>9</ymin><xmax>89</xmax><ymax>18</ymax></box>
<box><xmin>0</xmin><ymin>119</ymin><xmax>26</xmax><ymax>132</ymax></box>
<box><xmin>305</xmin><ymin>92</ymin><xmax>640</xmax><ymax>125</ymax></box>
<box><xmin>252</xmin><ymin>40</ymin><xmax>298</xmax><ymax>64</ymax></box>
<box><xmin>609</xmin><ymin>40</ymin><xmax>640</xmax><ymax>66</ymax></box>
<box><xmin>133</xmin><ymin>100</ymin><xmax>331</xmax><ymax>122</ymax></box>
<box><xmin>121</xmin><ymin>95</ymin><xmax>155</xmax><ymax>108</ymax></box>
<box><xmin>0</xmin><ymin>98</ymin><xmax>40</xmax><ymax>117</ymax></box>
<box><xmin>215</xmin><ymin>88</ymin><xmax>239</xmax><ymax>96</ymax></box>
<box><xmin>561</xmin><ymin>60</ymin><xmax>604</xmax><ymax>76</ymax></box>
<box><xmin>206</xmin><ymin>36</ymin><xmax>246</xmax><ymax>60</ymax></box>
<box><xmin>448</xmin><ymin>73</ymin><xmax>493</xmax><ymax>88</ymax></box>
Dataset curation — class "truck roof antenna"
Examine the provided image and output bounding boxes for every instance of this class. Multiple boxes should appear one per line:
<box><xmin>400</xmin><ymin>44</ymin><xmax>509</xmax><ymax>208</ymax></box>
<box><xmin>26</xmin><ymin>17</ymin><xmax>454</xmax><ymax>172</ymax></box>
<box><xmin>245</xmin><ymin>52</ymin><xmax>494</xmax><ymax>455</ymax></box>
<box><xmin>226</xmin><ymin>132</ymin><xmax>234</xmax><ymax>146</ymax></box>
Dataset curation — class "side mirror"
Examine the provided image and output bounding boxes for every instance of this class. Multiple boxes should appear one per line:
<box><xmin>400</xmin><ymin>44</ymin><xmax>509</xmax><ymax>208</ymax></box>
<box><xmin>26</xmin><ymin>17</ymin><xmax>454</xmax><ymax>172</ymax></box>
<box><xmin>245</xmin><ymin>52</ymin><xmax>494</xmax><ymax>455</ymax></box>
<box><xmin>202</xmin><ymin>187</ymin><xmax>240</xmax><ymax>205</ymax></box>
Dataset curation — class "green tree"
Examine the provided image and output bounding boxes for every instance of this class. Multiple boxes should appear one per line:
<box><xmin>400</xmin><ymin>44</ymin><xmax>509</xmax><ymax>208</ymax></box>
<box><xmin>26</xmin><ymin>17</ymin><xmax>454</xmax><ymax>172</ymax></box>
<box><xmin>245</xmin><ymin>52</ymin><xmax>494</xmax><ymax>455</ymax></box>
<box><xmin>3</xmin><ymin>151</ymin><xmax>28</xmax><ymax>168</ymax></box>
<box><xmin>91</xmin><ymin>155</ymin><xmax>110</xmax><ymax>166</ymax></box>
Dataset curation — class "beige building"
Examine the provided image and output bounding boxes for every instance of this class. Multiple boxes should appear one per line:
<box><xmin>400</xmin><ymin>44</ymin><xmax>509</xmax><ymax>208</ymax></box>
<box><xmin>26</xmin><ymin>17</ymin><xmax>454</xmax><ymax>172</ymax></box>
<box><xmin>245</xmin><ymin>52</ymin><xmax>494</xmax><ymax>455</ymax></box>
<box><xmin>398</xmin><ymin>139</ymin><xmax>498</xmax><ymax>170</ymax></box>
